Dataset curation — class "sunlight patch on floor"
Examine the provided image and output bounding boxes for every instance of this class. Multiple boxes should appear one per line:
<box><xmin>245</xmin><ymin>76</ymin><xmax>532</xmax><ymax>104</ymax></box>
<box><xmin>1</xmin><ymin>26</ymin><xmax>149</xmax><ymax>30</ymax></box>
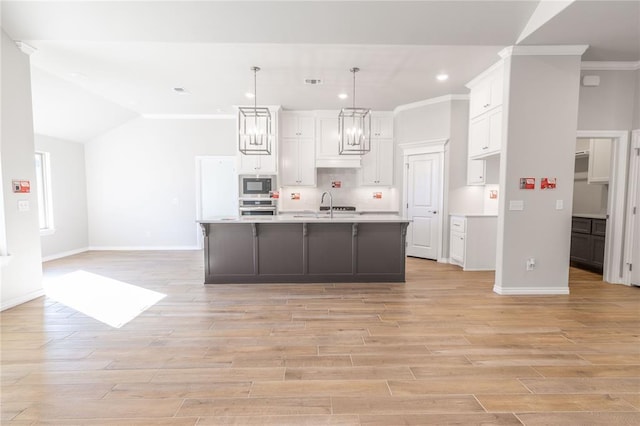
<box><xmin>43</xmin><ymin>270</ymin><xmax>166</xmax><ymax>328</ymax></box>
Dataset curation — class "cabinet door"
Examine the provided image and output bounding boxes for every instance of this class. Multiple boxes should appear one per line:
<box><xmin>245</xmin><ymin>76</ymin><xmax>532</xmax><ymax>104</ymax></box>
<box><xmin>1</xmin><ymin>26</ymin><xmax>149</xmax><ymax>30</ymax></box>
<box><xmin>588</xmin><ymin>138</ymin><xmax>611</xmax><ymax>184</ymax></box>
<box><xmin>317</xmin><ymin>116</ymin><xmax>340</xmax><ymax>158</ymax></box>
<box><xmin>467</xmin><ymin>159</ymin><xmax>485</xmax><ymax>185</ymax></box>
<box><xmin>450</xmin><ymin>232</ymin><xmax>465</xmax><ymax>264</ymax></box>
<box><xmin>590</xmin><ymin>235</ymin><xmax>605</xmax><ymax>269</ymax></box>
<box><xmin>376</xmin><ymin>138</ymin><xmax>394</xmax><ymax>185</ymax></box>
<box><xmin>372</xmin><ymin>114</ymin><xmax>394</xmax><ymax>138</ymax></box>
<box><xmin>297</xmin><ymin>116</ymin><xmax>315</xmax><ymax>138</ymax></box>
<box><xmin>570</xmin><ymin>232</ymin><xmax>591</xmax><ymax>264</ymax></box>
<box><xmin>297</xmin><ymin>137</ymin><xmax>316</xmax><ymax>186</ymax></box>
<box><xmin>469</xmin><ymin>115</ymin><xmax>489</xmax><ymax>158</ymax></box>
<box><xmin>489</xmin><ymin>67</ymin><xmax>504</xmax><ymax>109</ymax></box>
<box><xmin>487</xmin><ymin>108</ymin><xmax>502</xmax><ymax>153</ymax></box>
<box><xmin>361</xmin><ymin>141</ymin><xmax>378</xmax><ymax>185</ymax></box>
<box><xmin>279</xmin><ymin>138</ymin><xmax>299</xmax><ymax>185</ymax></box>
<box><xmin>469</xmin><ymin>80</ymin><xmax>491</xmax><ymax>119</ymax></box>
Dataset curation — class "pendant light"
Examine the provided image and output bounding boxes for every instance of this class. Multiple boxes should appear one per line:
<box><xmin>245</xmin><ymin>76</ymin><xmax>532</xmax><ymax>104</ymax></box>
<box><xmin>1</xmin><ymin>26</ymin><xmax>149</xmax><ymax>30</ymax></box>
<box><xmin>238</xmin><ymin>66</ymin><xmax>272</xmax><ymax>155</ymax></box>
<box><xmin>338</xmin><ymin>67</ymin><xmax>371</xmax><ymax>155</ymax></box>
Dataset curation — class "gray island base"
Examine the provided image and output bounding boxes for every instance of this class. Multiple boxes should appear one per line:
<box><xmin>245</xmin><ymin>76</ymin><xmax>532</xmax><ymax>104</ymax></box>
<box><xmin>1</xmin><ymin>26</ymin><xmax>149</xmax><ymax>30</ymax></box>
<box><xmin>198</xmin><ymin>216</ymin><xmax>410</xmax><ymax>284</ymax></box>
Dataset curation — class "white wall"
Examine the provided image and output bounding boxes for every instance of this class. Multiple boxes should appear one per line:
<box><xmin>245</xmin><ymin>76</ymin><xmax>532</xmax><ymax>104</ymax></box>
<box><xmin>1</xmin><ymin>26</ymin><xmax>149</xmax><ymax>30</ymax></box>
<box><xmin>85</xmin><ymin>117</ymin><xmax>235</xmax><ymax>249</ymax></box>
<box><xmin>578</xmin><ymin>69</ymin><xmax>638</xmax><ymax>130</ymax></box>
<box><xmin>495</xmin><ymin>52</ymin><xmax>583</xmax><ymax>295</ymax></box>
<box><xmin>1</xmin><ymin>31</ymin><xmax>44</xmax><ymax>310</ymax></box>
<box><xmin>35</xmin><ymin>134</ymin><xmax>89</xmax><ymax>260</ymax></box>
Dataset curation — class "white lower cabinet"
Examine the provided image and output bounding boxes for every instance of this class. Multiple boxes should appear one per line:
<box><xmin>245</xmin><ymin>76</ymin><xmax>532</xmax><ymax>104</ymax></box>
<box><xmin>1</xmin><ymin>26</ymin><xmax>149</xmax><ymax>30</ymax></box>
<box><xmin>449</xmin><ymin>214</ymin><xmax>497</xmax><ymax>271</ymax></box>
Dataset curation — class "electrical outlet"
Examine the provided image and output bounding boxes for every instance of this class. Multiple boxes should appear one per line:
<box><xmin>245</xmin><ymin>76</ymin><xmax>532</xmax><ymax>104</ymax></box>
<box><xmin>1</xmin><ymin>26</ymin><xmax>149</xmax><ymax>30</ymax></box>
<box><xmin>526</xmin><ymin>258</ymin><xmax>536</xmax><ymax>271</ymax></box>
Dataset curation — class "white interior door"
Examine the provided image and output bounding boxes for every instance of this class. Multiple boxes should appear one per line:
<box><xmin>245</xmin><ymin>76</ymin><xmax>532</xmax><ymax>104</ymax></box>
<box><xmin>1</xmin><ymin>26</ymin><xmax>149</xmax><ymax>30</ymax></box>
<box><xmin>406</xmin><ymin>153</ymin><xmax>441</xmax><ymax>259</ymax></box>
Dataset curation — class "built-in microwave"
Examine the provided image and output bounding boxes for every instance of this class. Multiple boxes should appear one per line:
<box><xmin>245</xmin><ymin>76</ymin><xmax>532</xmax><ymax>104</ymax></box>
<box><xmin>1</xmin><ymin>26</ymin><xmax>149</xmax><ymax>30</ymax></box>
<box><xmin>240</xmin><ymin>175</ymin><xmax>275</xmax><ymax>198</ymax></box>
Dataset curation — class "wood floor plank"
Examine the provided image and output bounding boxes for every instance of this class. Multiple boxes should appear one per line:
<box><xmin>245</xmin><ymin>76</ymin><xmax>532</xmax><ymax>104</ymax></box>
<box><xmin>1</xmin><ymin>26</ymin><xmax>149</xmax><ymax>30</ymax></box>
<box><xmin>0</xmin><ymin>251</ymin><xmax>637</xmax><ymax>424</ymax></box>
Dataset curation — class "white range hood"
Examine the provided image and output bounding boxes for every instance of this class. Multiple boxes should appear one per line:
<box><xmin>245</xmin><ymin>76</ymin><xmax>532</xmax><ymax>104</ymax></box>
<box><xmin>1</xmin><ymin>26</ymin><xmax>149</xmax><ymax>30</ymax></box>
<box><xmin>316</xmin><ymin>157</ymin><xmax>361</xmax><ymax>168</ymax></box>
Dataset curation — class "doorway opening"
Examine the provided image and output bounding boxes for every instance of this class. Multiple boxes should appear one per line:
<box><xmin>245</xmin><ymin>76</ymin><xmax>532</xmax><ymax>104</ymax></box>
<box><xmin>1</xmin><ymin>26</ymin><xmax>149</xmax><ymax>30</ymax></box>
<box><xmin>570</xmin><ymin>137</ymin><xmax>611</xmax><ymax>276</ymax></box>
<box><xmin>573</xmin><ymin>131</ymin><xmax>632</xmax><ymax>285</ymax></box>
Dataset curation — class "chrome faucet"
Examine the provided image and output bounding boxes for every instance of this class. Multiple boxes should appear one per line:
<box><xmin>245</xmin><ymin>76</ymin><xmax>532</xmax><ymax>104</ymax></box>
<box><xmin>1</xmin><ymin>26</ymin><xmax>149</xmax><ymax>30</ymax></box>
<box><xmin>321</xmin><ymin>191</ymin><xmax>333</xmax><ymax>218</ymax></box>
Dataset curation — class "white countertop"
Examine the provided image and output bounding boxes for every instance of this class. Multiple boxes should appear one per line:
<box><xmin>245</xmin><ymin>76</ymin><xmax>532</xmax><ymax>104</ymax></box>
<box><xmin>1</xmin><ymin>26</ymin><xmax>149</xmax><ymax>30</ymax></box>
<box><xmin>450</xmin><ymin>213</ymin><xmax>498</xmax><ymax>218</ymax></box>
<box><xmin>198</xmin><ymin>214</ymin><xmax>410</xmax><ymax>224</ymax></box>
<box><xmin>573</xmin><ymin>213</ymin><xmax>607</xmax><ymax>219</ymax></box>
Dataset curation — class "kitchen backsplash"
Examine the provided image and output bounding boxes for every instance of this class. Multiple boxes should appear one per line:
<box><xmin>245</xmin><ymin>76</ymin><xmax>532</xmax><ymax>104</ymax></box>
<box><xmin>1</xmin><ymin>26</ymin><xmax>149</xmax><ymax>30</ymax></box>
<box><xmin>278</xmin><ymin>168</ymin><xmax>400</xmax><ymax>212</ymax></box>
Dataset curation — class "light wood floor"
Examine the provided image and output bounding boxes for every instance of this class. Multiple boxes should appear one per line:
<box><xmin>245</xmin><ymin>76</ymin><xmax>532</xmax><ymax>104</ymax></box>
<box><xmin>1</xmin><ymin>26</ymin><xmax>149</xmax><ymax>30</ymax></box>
<box><xmin>2</xmin><ymin>251</ymin><xmax>639</xmax><ymax>425</ymax></box>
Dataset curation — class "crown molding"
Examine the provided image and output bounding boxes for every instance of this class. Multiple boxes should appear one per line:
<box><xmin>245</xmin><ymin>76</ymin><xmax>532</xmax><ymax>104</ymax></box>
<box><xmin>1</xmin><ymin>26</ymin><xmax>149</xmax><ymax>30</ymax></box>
<box><xmin>581</xmin><ymin>61</ymin><xmax>640</xmax><ymax>71</ymax></box>
<box><xmin>15</xmin><ymin>41</ymin><xmax>37</xmax><ymax>56</ymax></box>
<box><xmin>394</xmin><ymin>94</ymin><xmax>469</xmax><ymax>114</ymax></box>
<box><xmin>499</xmin><ymin>45</ymin><xmax>589</xmax><ymax>58</ymax></box>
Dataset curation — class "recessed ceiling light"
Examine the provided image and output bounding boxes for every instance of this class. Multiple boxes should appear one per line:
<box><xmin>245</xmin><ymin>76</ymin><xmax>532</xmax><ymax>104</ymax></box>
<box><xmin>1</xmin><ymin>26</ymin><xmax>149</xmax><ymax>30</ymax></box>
<box><xmin>245</xmin><ymin>92</ymin><xmax>255</xmax><ymax>99</ymax></box>
<box><xmin>338</xmin><ymin>93</ymin><xmax>348</xmax><ymax>100</ymax></box>
<box><xmin>436</xmin><ymin>73</ymin><xmax>449</xmax><ymax>82</ymax></box>
<box><xmin>69</xmin><ymin>72</ymin><xmax>87</xmax><ymax>79</ymax></box>
<box><xmin>173</xmin><ymin>87</ymin><xmax>189</xmax><ymax>94</ymax></box>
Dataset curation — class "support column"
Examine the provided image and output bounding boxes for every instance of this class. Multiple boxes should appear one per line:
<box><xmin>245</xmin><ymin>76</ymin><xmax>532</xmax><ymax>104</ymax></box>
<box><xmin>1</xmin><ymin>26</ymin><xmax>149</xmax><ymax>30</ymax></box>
<box><xmin>494</xmin><ymin>45</ymin><xmax>588</xmax><ymax>295</ymax></box>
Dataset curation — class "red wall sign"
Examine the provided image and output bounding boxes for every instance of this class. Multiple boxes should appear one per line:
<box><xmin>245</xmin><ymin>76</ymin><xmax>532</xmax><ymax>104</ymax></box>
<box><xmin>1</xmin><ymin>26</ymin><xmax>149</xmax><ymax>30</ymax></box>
<box><xmin>12</xmin><ymin>180</ymin><xmax>30</xmax><ymax>193</ymax></box>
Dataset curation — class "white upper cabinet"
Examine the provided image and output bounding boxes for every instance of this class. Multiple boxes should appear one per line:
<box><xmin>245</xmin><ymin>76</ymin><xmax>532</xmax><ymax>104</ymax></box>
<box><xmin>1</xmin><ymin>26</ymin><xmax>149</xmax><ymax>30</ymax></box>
<box><xmin>371</xmin><ymin>113</ymin><xmax>394</xmax><ymax>138</ymax></box>
<box><xmin>281</xmin><ymin>113</ymin><xmax>315</xmax><ymax>138</ymax></box>
<box><xmin>237</xmin><ymin>150</ymin><xmax>278</xmax><ymax>175</ymax></box>
<box><xmin>588</xmin><ymin>138</ymin><xmax>612</xmax><ymax>184</ymax></box>
<box><xmin>468</xmin><ymin>64</ymin><xmax>504</xmax><ymax>119</ymax></box>
<box><xmin>279</xmin><ymin>112</ymin><xmax>316</xmax><ymax>186</ymax></box>
<box><xmin>361</xmin><ymin>138</ymin><xmax>394</xmax><ymax>186</ymax></box>
<box><xmin>467</xmin><ymin>61</ymin><xmax>504</xmax><ymax>160</ymax></box>
<box><xmin>467</xmin><ymin>159</ymin><xmax>486</xmax><ymax>185</ymax></box>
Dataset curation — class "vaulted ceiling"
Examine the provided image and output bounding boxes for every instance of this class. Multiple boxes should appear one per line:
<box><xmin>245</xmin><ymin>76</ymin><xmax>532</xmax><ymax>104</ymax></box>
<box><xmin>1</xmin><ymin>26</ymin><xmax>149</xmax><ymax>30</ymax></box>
<box><xmin>2</xmin><ymin>1</ymin><xmax>639</xmax><ymax>142</ymax></box>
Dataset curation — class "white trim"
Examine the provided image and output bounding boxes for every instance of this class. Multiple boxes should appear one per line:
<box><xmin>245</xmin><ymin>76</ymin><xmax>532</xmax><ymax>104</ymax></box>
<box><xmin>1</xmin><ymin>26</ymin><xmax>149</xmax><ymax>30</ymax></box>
<box><xmin>398</xmin><ymin>138</ymin><xmax>449</xmax><ymax>156</ymax></box>
<box><xmin>581</xmin><ymin>61</ymin><xmax>640</xmax><ymax>71</ymax></box>
<box><xmin>394</xmin><ymin>95</ymin><xmax>469</xmax><ymax>114</ymax></box>
<box><xmin>624</xmin><ymin>129</ymin><xmax>640</xmax><ymax>286</ymax></box>
<box><xmin>1</xmin><ymin>289</ymin><xmax>45</xmax><ymax>312</ymax></box>
<box><xmin>42</xmin><ymin>247</ymin><xmax>89</xmax><ymax>263</ymax></box>
<box><xmin>87</xmin><ymin>246</ymin><xmax>200</xmax><ymax>251</ymax></box>
<box><xmin>499</xmin><ymin>45</ymin><xmax>589</xmax><ymax>58</ymax></box>
<box><xmin>15</xmin><ymin>41</ymin><xmax>36</xmax><ymax>56</ymax></box>
<box><xmin>141</xmin><ymin>114</ymin><xmax>235</xmax><ymax>120</ymax></box>
<box><xmin>577</xmin><ymin>130</ymin><xmax>630</xmax><ymax>285</ymax></box>
<box><xmin>493</xmin><ymin>285</ymin><xmax>570</xmax><ymax>295</ymax></box>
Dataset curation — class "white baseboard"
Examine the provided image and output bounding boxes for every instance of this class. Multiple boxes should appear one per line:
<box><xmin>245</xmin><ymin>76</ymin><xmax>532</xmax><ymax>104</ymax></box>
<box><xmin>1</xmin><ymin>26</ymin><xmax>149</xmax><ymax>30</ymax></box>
<box><xmin>493</xmin><ymin>284</ymin><xmax>570</xmax><ymax>295</ymax></box>
<box><xmin>42</xmin><ymin>247</ymin><xmax>89</xmax><ymax>262</ymax></box>
<box><xmin>87</xmin><ymin>245</ymin><xmax>200</xmax><ymax>251</ymax></box>
<box><xmin>1</xmin><ymin>288</ymin><xmax>45</xmax><ymax>311</ymax></box>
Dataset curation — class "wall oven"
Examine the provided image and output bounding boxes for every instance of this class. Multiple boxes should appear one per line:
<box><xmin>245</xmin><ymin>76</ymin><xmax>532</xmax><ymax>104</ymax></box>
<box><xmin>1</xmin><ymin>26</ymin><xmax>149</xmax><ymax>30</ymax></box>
<box><xmin>239</xmin><ymin>199</ymin><xmax>277</xmax><ymax>216</ymax></box>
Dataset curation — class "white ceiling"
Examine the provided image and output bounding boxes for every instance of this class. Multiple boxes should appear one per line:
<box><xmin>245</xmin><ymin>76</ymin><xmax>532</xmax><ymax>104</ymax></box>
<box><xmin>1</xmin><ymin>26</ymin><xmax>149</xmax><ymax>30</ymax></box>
<box><xmin>1</xmin><ymin>0</ymin><xmax>639</xmax><ymax>143</ymax></box>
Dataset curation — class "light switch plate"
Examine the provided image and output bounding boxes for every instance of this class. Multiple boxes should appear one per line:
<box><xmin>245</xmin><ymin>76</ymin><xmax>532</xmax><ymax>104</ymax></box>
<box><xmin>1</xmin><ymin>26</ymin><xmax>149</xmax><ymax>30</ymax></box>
<box><xmin>18</xmin><ymin>200</ymin><xmax>29</xmax><ymax>212</ymax></box>
<box><xmin>556</xmin><ymin>200</ymin><xmax>564</xmax><ymax>210</ymax></box>
<box><xmin>509</xmin><ymin>200</ymin><xmax>524</xmax><ymax>211</ymax></box>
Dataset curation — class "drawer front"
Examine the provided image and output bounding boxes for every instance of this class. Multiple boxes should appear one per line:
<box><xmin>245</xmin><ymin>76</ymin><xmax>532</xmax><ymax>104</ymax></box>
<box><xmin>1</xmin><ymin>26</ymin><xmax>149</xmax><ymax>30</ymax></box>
<box><xmin>450</xmin><ymin>216</ymin><xmax>466</xmax><ymax>233</ymax></box>
<box><xmin>571</xmin><ymin>217</ymin><xmax>591</xmax><ymax>234</ymax></box>
<box><xmin>591</xmin><ymin>219</ymin><xmax>606</xmax><ymax>236</ymax></box>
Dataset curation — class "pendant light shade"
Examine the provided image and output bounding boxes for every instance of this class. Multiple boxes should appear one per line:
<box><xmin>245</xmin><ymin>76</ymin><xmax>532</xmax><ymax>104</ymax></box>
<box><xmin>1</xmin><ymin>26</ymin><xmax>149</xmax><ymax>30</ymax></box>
<box><xmin>238</xmin><ymin>66</ymin><xmax>272</xmax><ymax>155</ymax></box>
<box><xmin>338</xmin><ymin>67</ymin><xmax>371</xmax><ymax>155</ymax></box>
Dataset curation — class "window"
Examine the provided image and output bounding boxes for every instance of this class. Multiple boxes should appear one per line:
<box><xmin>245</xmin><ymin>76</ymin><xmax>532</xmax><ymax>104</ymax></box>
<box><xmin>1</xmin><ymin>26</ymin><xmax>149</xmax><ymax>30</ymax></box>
<box><xmin>34</xmin><ymin>151</ymin><xmax>54</xmax><ymax>233</ymax></box>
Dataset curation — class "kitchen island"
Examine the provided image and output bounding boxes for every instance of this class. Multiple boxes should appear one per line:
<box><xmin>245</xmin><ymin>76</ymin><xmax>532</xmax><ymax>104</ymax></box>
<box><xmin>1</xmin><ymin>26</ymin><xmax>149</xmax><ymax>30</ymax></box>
<box><xmin>198</xmin><ymin>215</ymin><xmax>410</xmax><ymax>284</ymax></box>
